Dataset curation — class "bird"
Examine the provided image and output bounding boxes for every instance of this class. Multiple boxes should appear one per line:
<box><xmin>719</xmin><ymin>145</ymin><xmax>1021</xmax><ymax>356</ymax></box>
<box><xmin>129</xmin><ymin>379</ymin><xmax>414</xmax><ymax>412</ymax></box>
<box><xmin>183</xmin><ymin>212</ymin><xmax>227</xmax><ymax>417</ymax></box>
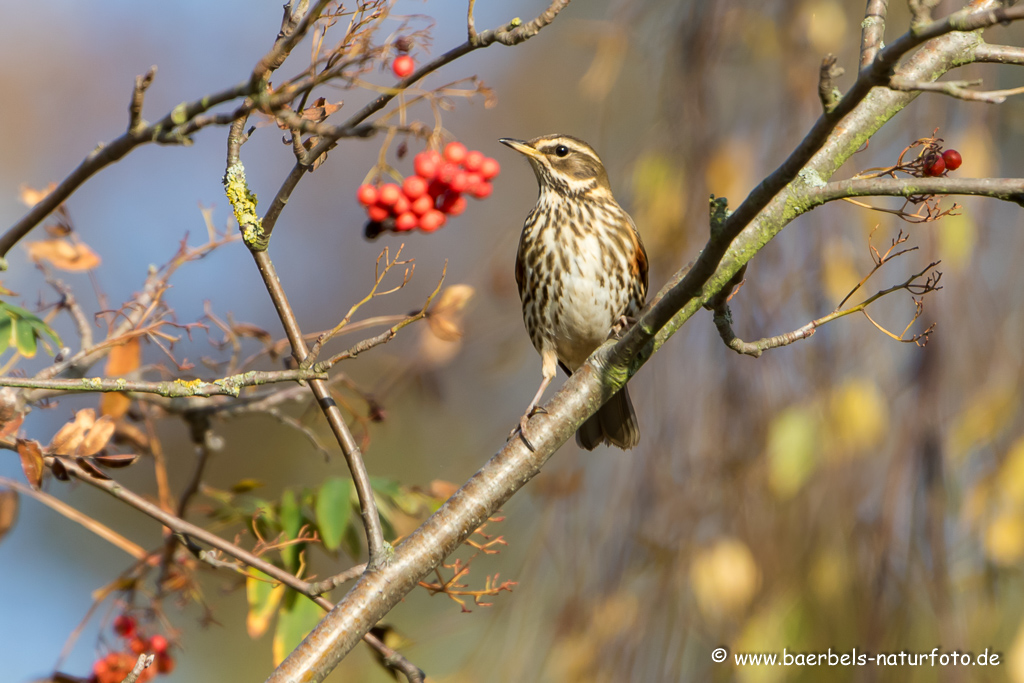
<box><xmin>500</xmin><ymin>134</ymin><xmax>648</xmax><ymax>451</ymax></box>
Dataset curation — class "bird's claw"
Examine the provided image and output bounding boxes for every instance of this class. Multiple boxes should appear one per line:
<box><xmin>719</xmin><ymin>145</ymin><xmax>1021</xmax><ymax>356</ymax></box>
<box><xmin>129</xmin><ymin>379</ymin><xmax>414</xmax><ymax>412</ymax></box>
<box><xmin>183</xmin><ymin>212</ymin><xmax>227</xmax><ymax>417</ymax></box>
<box><xmin>608</xmin><ymin>315</ymin><xmax>638</xmax><ymax>340</ymax></box>
<box><xmin>508</xmin><ymin>407</ymin><xmax>547</xmax><ymax>452</ymax></box>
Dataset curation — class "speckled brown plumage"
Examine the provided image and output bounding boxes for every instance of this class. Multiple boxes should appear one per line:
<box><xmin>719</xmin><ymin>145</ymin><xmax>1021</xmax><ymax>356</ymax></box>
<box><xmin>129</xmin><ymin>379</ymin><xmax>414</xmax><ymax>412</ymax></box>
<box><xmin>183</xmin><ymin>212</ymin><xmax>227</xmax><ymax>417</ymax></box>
<box><xmin>501</xmin><ymin>134</ymin><xmax>648</xmax><ymax>450</ymax></box>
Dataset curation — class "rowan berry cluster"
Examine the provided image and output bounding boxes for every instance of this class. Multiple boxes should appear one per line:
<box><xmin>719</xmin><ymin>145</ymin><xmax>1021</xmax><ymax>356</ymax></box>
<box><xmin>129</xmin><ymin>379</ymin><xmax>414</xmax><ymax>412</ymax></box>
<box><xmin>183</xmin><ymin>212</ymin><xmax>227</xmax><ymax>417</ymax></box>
<box><xmin>89</xmin><ymin>615</ymin><xmax>175</xmax><ymax>683</ymax></box>
<box><xmin>923</xmin><ymin>148</ymin><xmax>962</xmax><ymax>177</ymax></box>
<box><xmin>360</xmin><ymin>142</ymin><xmax>500</xmax><ymax>238</ymax></box>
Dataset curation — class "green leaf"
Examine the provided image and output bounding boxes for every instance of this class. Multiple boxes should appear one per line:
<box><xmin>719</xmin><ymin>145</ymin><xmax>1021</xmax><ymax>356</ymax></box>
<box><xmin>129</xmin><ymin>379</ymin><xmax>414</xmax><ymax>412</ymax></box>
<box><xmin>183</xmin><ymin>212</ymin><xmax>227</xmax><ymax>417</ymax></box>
<box><xmin>0</xmin><ymin>318</ymin><xmax>11</xmax><ymax>354</ymax></box>
<box><xmin>0</xmin><ymin>301</ymin><xmax>61</xmax><ymax>357</ymax></box>
<box><xmin>272</xmin><ymin>589</ymin><xmax>325</xmax><ymax>666</ymax></box>
<box><xmin>279</xmin><ymin>489</ymin><xmax>302</xmax><ymax>572</ymax></box>
<box><xmin>315</xmin><ymin>478</ymin><xmax>352</xmax><ymax>552</ymax></box>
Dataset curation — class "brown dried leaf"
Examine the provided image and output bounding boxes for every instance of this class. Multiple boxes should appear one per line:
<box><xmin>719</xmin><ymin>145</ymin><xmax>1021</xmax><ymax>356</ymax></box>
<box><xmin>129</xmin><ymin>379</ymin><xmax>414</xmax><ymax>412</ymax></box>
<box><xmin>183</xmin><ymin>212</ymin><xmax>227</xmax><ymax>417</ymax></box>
<box><xmin>232</xmin><ymin>323</ymin><xmax>273</xmax><ymax>345</ymax></box>
<box><xmin>91</xmin><ymin>453</ymin><xmax>139</xmax><ymax>469</ymax></box>
<box><xmin>49</xmin><ymin>408</ymin><xmax>96</xmax><ymax>455</ymax></box>
<box><xmin>16</xmin><ymin>439</ymin><xmax>44</xmax><ymax>489</ymax></box>
<box><xmin>0</xmin><ymin>488</ymin><xmax>17</xmax><ymax>545</ymax></box>
<box><xmin>80</xmin><ymin>415</ymin><xmax>116</xmax><ymax>456</ymax></box>
<box><xmin>427</xmin><ymin>284</ymin><xmax>475</xmax><ymax>342</ymax></box>
<box><xmin>19</xmin><ymin>183</ymin><xmax>57</xmax><ymax>208</ymax></box>
<box><xmin>0</xmin><ymin>414</ymin><xmax>24</xmax><ymax>441</ymax></box>
<box><xmin>50</xmin><ymin>458</ymin><xmax>69</xmax><ymax>481</ymax></box>
<box><xmin>301</xmin><ymin>97</ymin><xmax>343</xmax><ymax>122</ymax></box>
<box><xmin>26</xmin><ymin>239</ymin><xmax>101</xmax><ymax>271</ymax></box>
<box><xmin>76</xmin><ymin>457</ymin><xmax>111</xmax><ymax>480</ymax></box>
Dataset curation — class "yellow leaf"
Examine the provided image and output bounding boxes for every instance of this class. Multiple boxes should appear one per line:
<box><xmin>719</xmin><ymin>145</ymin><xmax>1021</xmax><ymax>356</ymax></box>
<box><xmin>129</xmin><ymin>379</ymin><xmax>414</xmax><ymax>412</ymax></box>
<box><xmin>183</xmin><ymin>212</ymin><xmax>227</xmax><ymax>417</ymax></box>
<box><xmin>800</xmin><ymin>0</ymin><xmax>847</xmax><ymax>54</ymax></box>
<box><xmin>705</xmin><ymin>137</ymin><xmax>755</xmax><ymax>205</ymax></box>
<box><xmin>809</xmin><ymin>547</ymin><xmax>849</xmax><ymax>603</ymax></box>
<box><xmin>985</xmin><ymin>512</ymin><xmax>1024</xmax><ymax>566</ymax></box>
<box><xmin>949</xmin><ymin>384</ymin><xmax>1019</xmax><ymax>459</ymax></box>
<box><xmin>246</xmin><ymin>570</ymin><xmax>285</xmax><ymax>639</ymax></box>
<box><xmin>999</xmin><ymin>437</ymin><xmax>1024</xmax><ymax>506</ymax></box>
<box><xmin>690</xmin><ymin>538</ymin><xmax>760</xmax><ymax>619</ymax></box>
<box><xmin>936</xmin><ymin>211</ymin><xmax>975</xmax><ymax>273</ymax></box>
<box><xmin>1009</xmin><ymin>619</ymin><xmax>1024</xmax><ymax>683</ymax></box>
<box><xmin>766</xmin><ymin>406</ymin><xmax>819</xmax><ymax>499</ymax></box>
<box><xmin>101</xmin><ymin>338</ymin><xmax>141</xmax><ymax>418</ymax></box>
<box><xmin>826</xmin><ymin>378</ymin><xmax>888</xmax><ymax>457</ymax></box>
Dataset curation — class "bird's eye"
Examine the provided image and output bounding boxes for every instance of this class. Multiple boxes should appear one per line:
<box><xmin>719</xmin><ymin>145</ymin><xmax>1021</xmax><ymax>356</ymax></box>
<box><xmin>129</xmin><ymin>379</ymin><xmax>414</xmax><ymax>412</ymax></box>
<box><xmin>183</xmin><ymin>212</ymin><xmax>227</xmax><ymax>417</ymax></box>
<box><xmin>554</xmin><ymin>145</ymin><xmax>569</xmax><ymax>157</ymax></box>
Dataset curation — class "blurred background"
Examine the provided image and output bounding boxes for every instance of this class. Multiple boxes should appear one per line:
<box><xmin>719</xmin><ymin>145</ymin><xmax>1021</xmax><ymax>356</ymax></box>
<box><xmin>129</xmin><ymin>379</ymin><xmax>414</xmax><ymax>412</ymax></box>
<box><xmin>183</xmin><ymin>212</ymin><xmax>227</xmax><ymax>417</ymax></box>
<box><xmin>2</xmin><ymin>0</ymin><xmax>1024</xmax><ymax>681</ymax></box>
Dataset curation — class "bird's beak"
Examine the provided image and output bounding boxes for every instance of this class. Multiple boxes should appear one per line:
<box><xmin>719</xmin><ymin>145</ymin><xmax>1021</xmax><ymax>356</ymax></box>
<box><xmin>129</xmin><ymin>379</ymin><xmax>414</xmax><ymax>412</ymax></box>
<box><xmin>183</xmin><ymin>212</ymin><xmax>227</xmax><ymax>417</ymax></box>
<box><xmin>499</xmin><ymin>138</ymin><xmax>542</xmax><ymax>159</ymax></box>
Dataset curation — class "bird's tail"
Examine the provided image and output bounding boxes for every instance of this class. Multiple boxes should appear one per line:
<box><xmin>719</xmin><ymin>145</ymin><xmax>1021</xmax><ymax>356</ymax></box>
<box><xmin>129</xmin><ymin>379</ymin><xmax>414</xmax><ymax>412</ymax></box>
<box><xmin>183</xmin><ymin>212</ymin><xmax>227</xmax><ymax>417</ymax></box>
<box><xmin>576</xmin><ymin>385</ymin><xmax>640</xmax><ymax>451</ymax></box>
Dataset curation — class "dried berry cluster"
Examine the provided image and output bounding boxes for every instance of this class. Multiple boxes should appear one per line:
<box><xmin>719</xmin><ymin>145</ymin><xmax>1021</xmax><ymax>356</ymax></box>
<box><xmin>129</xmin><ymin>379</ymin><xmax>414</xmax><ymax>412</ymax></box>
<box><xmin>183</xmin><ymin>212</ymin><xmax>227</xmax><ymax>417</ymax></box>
<box><xmin>89</xmin><ymin>615</ymin><xmax>174</xmax><ymax>683</ymax></box>
<box><xmin>360</xmin><ymin>142</ymin><xmax>500</xmax><ymax>238</ymax></box>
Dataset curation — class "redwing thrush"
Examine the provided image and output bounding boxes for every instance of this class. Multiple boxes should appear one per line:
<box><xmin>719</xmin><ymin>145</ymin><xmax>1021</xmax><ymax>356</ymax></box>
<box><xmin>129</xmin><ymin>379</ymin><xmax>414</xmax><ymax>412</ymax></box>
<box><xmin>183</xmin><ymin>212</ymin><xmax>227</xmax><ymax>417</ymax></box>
<box><xmin>500</xmin><ymin>135</ymin><xmax>648</xmax><ymax>450</ymax></box>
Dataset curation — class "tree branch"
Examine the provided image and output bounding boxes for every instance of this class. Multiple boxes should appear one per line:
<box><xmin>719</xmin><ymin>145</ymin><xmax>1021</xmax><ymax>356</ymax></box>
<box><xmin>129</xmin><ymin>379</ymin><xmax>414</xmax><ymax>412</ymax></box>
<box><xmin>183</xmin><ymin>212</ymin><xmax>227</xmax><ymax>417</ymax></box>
<box><xmin>265</xmin><ymin>4</ymin><xmax>1022</xmax><ymax>681</ymax></box>
<box><xmin>860</xmin><ymin>0</ymin><xmax>889</xmax><ymax>70</ymax></box>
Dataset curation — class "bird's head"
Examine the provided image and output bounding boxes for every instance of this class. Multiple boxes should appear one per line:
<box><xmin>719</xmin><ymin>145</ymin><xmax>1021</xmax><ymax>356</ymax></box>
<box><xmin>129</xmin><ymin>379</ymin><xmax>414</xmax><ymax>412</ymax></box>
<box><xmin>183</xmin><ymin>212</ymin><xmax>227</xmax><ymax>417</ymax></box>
<box><xmin>500</xmin><ymin>134</ymin><xmax>611</xmax><ymax>198</ymax></box>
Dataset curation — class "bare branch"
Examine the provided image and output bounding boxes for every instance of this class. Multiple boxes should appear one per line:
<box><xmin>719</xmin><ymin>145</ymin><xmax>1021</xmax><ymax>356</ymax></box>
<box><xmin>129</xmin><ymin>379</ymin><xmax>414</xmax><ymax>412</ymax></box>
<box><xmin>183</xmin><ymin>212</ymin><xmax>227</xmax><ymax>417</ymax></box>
<box><xmin>974</xmin><ymin>42</ymin><xmax>1024</xmax><ymax>64</ymax></box>
<box><xmin>818</xmin><ymin>54</ymin><xmax>845</xmax><ymax>112</ymax></box>
<box><xmin>0</xmin><ymin>368</ymin><xmax>326</xmax><ymax>397</ymax></box>
<box><xmin>120</xmin><ymin>654</ymin><xmax>155</xmax><ymax>683</ymax></box>
<box><xmin>804</xmin><ymin>176</ymin><xmax>1024</xmax><ymax>207</ymax></box>
<box><xmin>889</xmin><ymin>75</ymin><xmax>1024</xmax><ymax>103</ymax></box>
<box><xmin>250</xmin><ymin>250</ymin><xmax>389</xmax><ymax>569</ymax></box>
<box><xmin>860</xmin><ymin>0</ymin><xmax>889</xmax><ymax>70</ymax></box>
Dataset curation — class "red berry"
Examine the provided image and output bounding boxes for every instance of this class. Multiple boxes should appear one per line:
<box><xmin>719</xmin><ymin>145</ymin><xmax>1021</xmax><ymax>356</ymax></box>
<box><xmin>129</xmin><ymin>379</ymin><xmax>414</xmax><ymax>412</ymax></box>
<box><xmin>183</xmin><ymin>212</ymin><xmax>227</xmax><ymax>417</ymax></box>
<box><xmin>414</xmin><ymin>151</ymin><xmax>441</xmax><ymax>179</ymax></box>
<box><xmin>463</xmin><ymin>150</ymin><xmax>484</xmax><ymax>172</ymax></box>
<box><xmin>942</xmin><ymin>149</ymin><xmax>962</xmax><ymax>171</ymax></box>
<box><xmin>427</xmin><ymin>179</ymin><xmax>448</xmax><ymax>198</ymax></box>
<box><xmin>149</xmin><ymin>634</ymin><xmax>168</xmax><ymax>654</ymax></box>
<box><xmin>356</xmin><ymin>184</ymin><xmax>379</xmax><ymax>206</ymax></box>
<box><xmin>479</xmin><ymin>157</ymin><xmax>500</xmax><ymax>180</ymax></box>
<box><xmin>392</xmin><ymin>193</ymin><xmax>410</xmax><ymax>215</ymax></box>
<box><xmin>923</xmin><ymin>154</ymin><xmax>945</xmax><ymax>177</ymax></box>
<box><xmin>419</xmin><ymin>210</ymin><xmax>446</xmax><ymax>232</ymax></box>
<box><xmin>392</xmin><ymin>55</ymin><xmax>415</xmax><ymax>79</ymax></box>
<box><xmin>471</xmin><ymin>181</ymin><xmax>493</xmax><ymax>199</ymax></box>
<box><xmin>402</xmin><ymin>175</ymin><xmax>428</xmax><ymax>199</ymax></box>
<box><xmin>378</xmin><ymin>184</ymin><xmax>401</xmax><ymax>206</ymax></box>
<box><xmin>437</xmin><ymin>162</ymin><xmax>460</xmax><ymax>185</ymax></box>
<box><xmin>156</xmin><ymin>653</ymin><xmax>176</xmax><ymax>674</ymax></box>
<box><xmin>463</xmin><ymin>172</ymin><xmax>482</xmax><ymax>192</ymax></box>
<box><xmin>113</xmin><ymin>615</ymin><xmax>136</xmax><ymax>638</ymax></box>
<box><xmin>444</xmin><ymin>142</ymin><xmax>468</xmax><ymax>164</ymax></box>
<box><xmin>449</xmin><ymin>171</ymin><xmax>470</xmax><ymax>193</ymax></box>
<box><xmin>410</xmin><ymin>195</ymin><xmax>434</xmax><ymax>216</ymax></box>
<box><xmin>440</xmin><ymin>193</ymin><xmax>467</xmax><ymax>216</ymax></box>
<box><xmin>394</xmin><ymin>212</ymin><xmax>419</xmax><ymax>231</ymax></box>
<box><xmin>367</xmin><ymin>205</ymin><xmax>390</xmax><ymax>222</ymax></box>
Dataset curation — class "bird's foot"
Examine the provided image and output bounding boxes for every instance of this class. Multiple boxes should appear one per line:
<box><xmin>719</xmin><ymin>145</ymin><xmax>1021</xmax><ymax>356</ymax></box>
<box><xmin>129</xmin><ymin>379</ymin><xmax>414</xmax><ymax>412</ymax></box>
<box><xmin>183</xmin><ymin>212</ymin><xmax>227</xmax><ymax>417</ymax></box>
<box><xmin>608</xmin><ymin>315</ymin><xmax>638</xmax><ymax>340</ymax></box>
<box><xmin>507</xmin><ymin>406</ymin><xmax>548</xmax><ymax>452</ymax></box>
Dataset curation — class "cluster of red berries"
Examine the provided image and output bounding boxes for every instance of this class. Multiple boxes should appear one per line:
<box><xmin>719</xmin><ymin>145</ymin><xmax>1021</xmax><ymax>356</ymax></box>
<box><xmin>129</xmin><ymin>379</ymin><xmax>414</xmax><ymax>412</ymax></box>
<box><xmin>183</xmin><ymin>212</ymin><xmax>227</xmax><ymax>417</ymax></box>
<box><xmin>89</xmin><ymin>615</ymin><xmax>174</xmax><ymax>683</ymax></box>
<box><xmin>360</xmin><ymin>142</ymin><xmax>500</xmax><ymax>238</ymax></box>
<box><xmin>923</xmin><ymin>148</ymin><xmax>962</xmax><ymax>177</ymax></box>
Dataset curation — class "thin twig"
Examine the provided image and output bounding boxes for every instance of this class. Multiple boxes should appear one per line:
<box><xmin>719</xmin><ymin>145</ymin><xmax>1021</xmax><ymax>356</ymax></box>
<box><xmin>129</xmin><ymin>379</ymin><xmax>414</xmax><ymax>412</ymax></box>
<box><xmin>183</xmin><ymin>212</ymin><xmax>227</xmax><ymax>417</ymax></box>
<box><xmin>0</xmin><ymin>367</ymin><xmax>327</xmax><ymax>397</ymax></box>
<box><xmin>889</xmin><ymin>76</ymin><xmax>1024</xmax><ymax>103</ymax></box>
